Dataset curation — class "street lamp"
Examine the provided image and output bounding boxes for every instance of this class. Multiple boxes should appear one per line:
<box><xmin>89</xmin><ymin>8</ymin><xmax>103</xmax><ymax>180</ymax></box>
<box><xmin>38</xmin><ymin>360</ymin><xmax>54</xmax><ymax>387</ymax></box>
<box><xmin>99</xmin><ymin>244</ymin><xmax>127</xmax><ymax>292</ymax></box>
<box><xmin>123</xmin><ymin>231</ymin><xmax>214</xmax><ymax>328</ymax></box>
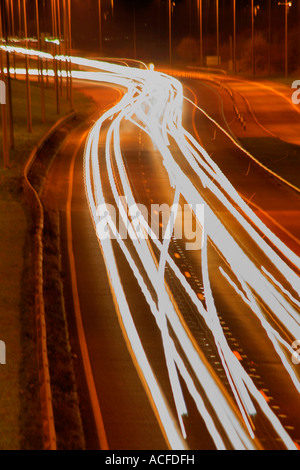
<box><xmin>36</xmin><ymin>0</ymin><xmax>45</xmax><ymax>122</ymax></box>
<box><xmin>133</xmin><ymin>2</ymin><xmax>137</xmax><ymax>60</ymax></box>
<box><xmin>98</xmin><ymin>0</ymin><xmax>102</xmax><ymax>56</ymax></box>
<box><xmin>233</xmin><ymin>0</ymin><xmax>236</xmax><ymax>73</ymax></box>
<box><xmin>251</xmin><ymin>2</ymin><xmax>261</xmax><ymax>75</ymax></box>
<box><xmin>251</xmin><ymin>0</ymin><xmax>255</xmax><ymax>75</ymax></box>
<box><xmin>67</xmin><ymin>0</ymin><xmax>73</xmax><ymax>108</ymax></box>
<box><xmin>278</xmin><ymin>1</ymin><xmax>292</xmax><ymax>78</ymax></box>
<box><xmin>198</xmin><ymin>0</ymin><xmax>203</xmax><ymax>67</ymax></box>
<box><xmin>2</xmin><ymin>0</ymin><xmax>14</xmax><ymax>148</ymax></box>
<box><xmin>23</xmin><ymin>0</ymin><xmax>32</xmax><ymax>132</ymax></box>
<box><xmin>216</xmin><ymin>0</ymin><xmax>219</xmax><ymax>68</ymax></box>
<box><xmin>168</xmin><ymin>0</ymin><xmax>172</xmax><ymax>67</ymax></box>
<box><xmin>9</xmin><ymin>0</ymin><xmax>14</xmax><ymax>37</ymax></box>
<box><xmin>0</xmin><ymin>4</ymin><xmax>9</xmax><ymax>167</ymax></box>
<box><xmin>51</xmin><ymin>0</ymin><xmax>60</xmax><ymax>114</ymax></box>
<box><xmin>268</xmin><ymin>0</ymin><xmax>271</xmax><ymax>75</ymax></box>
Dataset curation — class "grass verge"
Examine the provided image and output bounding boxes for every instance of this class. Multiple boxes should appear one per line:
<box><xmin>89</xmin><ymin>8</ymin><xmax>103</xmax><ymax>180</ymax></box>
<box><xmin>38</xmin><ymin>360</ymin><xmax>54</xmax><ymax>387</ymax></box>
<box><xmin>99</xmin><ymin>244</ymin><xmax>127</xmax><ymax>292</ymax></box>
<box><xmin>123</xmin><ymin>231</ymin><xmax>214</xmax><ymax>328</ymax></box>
<box><xmin>42</xmin><ymin>208</ymin><xmax>86</xmax><ymax>450</ymax></box>
<box><xmin>0</xmin><ymin>77</ymin><xmax>95</xmax><ymax>448</ymax></box>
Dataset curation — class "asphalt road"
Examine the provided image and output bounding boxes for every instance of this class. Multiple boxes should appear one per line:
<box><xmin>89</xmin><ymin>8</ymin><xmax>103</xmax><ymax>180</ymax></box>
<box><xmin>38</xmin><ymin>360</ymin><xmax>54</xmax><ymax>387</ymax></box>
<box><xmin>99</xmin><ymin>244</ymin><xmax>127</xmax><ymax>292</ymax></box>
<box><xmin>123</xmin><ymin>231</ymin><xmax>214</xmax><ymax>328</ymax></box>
<box><xmin>41</xmin><ymin>76</ymin><xmax>300</xmax><ymax>450</ymax></box>
<box><xmin>184</xmin><ymin>79</ymin><xmax>300</xmax><ymax>256</ymax></box>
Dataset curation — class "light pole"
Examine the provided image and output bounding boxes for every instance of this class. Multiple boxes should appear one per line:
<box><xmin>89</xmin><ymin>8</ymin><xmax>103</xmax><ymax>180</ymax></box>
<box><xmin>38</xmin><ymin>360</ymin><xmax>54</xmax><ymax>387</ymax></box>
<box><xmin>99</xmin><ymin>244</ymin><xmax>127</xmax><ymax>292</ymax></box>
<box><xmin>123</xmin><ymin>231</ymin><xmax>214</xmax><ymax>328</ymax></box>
<box><xmin>0</xmin><ymin>4</ymin><xmax>9</xmax><ymax>167</ymax></box>
<box><xmin>56</xmin><ymin>0</ymin><xmax>63</xmax><ymax>96</ymax></box>
<box><xmin>285</xmin><ymin>1</ymin><xmax>289</xmax><ymax>78</ymax></box>
<box><xmin>278</xmin><ymin>1</ymin><xmax>292</xmax><ymax>78</ymax></box>
<box><xmin>285</xmin><ymin>1</ymin><xmax>288</xmax><ymax>78</ymax></box>
<box><xmin>63</xmin><ymin>0</ymin><xmax>69</xmax><ymax>100</ymax></box>
<box><xmin>36</xmin><ymin>0</ymin><xmax>45</xmax><ymax>122</ymax></box>
<box><xmin>251</xmin><ymin>0</ymin><xmax>255</xmax><ymax>75</ymax></box>
<box><xmin>98</xmin><ymin>0</ymin><xmax>102</xmax><ymax>56</ymax></box>
<box><xmin>268</xmin><ymin>0</ymin><xmax>271</xmax><ymax>75</ymax></box>
<box><xmin>168</xmin><ymin>0</ymin><xmax>172</xmax><ymax>67</ymax></box>
<box><xmin>68</xmin><ymin>0</ymin><xmax>73</xmax><ymax>108</ymax></box>
<box><xmin>3</xmin><ymin>0</ymin><xmax>14</xmax><ymax>149</ymax></box>
<box><xmin>51</xmin><ymin>0</ymin><xmax>60</xmax><ymax>114</ymax></box>
<box><xmin>23</xmin><ymin>0</ymin><xmax>32</xmax><ymax>132</ymax></box>
<box><xmin>216</xmin><ymin>0</ymin><xmax>220</xmax><ymax>68</ymax></box>
<box><xmin>9</xmin><ymin>0</ymin><xmax>17</xmax><ymax>78</ymax></box>
<box><xmin>18</xmin><ymin>0</ymin><xmax>21</xmax><ymax>37</ymax></box>
<box><xmin>233</xmin><ymin>0</ymin><xmax>236</xmax><ymax>73</ymax></box>
<box><xmin>9</xmin><ymin>0</ymin><xmax>14</xmax><ymax>36</ymax></box>
<box><xmin>199</xmin><ymin>0</ymin><xmax>203</xmax><ymax>67</ymax></box>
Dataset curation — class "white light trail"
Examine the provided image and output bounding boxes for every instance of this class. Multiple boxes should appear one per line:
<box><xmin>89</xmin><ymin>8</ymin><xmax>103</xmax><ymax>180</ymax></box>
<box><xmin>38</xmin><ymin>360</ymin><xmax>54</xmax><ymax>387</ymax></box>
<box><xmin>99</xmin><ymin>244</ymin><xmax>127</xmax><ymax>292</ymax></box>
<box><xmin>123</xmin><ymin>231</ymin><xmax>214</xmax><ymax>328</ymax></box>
<box><xmin>6</xmin><ymin>45</ymin><xmax>300</xmax><ymax>450</ymax></box>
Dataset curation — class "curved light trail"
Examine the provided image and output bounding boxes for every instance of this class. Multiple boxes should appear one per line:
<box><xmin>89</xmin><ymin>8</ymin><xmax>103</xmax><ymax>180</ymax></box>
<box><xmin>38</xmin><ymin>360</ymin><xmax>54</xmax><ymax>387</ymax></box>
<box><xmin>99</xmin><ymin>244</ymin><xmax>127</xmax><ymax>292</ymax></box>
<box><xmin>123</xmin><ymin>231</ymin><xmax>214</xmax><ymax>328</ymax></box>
<box><xmin>3</xmin><ymin>45</ymin><xmax>300</xmax><ymax>450</ymax></box>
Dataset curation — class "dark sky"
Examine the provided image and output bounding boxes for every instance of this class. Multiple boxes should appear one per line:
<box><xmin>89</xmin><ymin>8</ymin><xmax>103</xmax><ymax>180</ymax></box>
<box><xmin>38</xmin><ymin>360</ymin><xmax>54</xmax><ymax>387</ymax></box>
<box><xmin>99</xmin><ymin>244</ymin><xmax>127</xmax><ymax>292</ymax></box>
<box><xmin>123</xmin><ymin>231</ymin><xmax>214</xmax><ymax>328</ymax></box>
<box><xmin>69</xmin><ymin>0</ymin><xmax>300</xmax><ymax>55</ymax></box>
<box><xmin>7</xmin><ymin>0</ymin><xmax>300</xmax><ymax>61</ymax></box>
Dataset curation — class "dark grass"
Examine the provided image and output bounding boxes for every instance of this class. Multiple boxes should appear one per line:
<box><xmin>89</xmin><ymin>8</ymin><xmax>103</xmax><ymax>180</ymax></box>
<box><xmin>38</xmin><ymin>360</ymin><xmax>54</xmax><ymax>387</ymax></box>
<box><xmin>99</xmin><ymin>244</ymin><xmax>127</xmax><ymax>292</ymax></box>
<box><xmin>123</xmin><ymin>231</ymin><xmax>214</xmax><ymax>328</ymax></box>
<box><xmin>42</xmin><ymin>209</ymin><xmax>86</xmax><ymax>450</ymax></box>
<box><xmin>0</xmin><ymin>77</ymin><xmax>95</xmax><ymax>174</ymax></box>
<box><xmin>0</xmin><ymin>76</ymin><xmax>96</xmax><ymax>448</ymax></box>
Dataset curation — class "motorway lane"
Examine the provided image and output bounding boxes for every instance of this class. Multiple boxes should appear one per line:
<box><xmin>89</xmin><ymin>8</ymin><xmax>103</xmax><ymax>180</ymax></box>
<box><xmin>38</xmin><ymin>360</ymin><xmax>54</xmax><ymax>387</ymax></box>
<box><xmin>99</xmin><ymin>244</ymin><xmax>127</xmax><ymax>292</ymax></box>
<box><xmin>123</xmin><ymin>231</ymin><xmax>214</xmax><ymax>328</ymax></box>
<box><xmin>41</xmin><ymin>76</ymin><xmax>300</xmax><ymax>450</ymax></box>
<box><xmin>128</xmin><ymin>130</ymin><xmax>300</xmax><ymax>449</ymax></box>
<box><xmin>97</xmin><ymin>119</ymin><xmax>223</xmax><ymax>450</ymax></box>
<box><xmin>108</xmin><ymin>115</ymin><xmax>300</xmax><ymax>448</ymax></box>
<box><xmin>218</xmin><ymin>77</ymin><xmax>300</xmax><ymax>146</ymax></box>
<box><xmin>175</xmin><ymin>80</ymin><xmax>300</xmax><ymax>446</ymax></box>
<box><xmin>184</xmin><ymin>79</ymin><xmax>300</xmax><ymax>258</ymax></box>
<box><xmin>41</xmin><ymin>84</ymin><xmax>170</xmax><ymax>450</ymax></box>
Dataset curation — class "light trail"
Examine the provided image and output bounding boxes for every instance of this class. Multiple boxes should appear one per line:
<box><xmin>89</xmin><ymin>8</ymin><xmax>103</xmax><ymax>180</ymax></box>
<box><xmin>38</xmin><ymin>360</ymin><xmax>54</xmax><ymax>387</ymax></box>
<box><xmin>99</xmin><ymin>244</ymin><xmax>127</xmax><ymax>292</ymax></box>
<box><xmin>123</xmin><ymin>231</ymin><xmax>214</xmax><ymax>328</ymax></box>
<box><xmin>4</xmin><ymin>45</ymin><xmax>300</xmax><ymax>449</ymax></box>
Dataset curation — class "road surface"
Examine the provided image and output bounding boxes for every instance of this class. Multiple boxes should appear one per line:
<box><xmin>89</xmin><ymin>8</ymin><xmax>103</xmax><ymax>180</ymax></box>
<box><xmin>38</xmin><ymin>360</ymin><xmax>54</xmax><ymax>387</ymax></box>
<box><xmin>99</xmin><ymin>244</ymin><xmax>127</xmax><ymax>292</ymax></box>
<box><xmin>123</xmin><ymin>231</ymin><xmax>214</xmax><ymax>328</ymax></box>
<box><xmin>33</xmin><ymin>53</ymin><xmax>300</xmax><ymax>450</ymax></box>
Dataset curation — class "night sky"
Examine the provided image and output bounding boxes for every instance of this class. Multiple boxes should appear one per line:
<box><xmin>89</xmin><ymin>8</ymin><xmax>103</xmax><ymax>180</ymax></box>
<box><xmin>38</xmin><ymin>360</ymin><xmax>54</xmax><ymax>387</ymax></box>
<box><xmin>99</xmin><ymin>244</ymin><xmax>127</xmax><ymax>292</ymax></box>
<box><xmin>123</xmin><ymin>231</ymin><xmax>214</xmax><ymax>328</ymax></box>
<box><xmin>22</xmin><ymin>1</ymin><xmax>300</xmax><ymax>64</ymax></box>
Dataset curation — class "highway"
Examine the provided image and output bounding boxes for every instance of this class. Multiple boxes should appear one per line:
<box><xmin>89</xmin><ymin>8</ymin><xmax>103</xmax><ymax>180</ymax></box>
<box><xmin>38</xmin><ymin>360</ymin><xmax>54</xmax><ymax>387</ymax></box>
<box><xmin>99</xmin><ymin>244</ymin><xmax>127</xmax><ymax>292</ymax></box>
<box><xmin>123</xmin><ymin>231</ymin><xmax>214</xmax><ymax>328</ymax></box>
<box><xmin>4</xmin><ymin>46</ymin><xmax>300</xmax><ymax>450</ymax></box>
<box><xmin>79</xmin><ymin>58</ymin><xmax>300</xmax><ymax>449</ymax></box>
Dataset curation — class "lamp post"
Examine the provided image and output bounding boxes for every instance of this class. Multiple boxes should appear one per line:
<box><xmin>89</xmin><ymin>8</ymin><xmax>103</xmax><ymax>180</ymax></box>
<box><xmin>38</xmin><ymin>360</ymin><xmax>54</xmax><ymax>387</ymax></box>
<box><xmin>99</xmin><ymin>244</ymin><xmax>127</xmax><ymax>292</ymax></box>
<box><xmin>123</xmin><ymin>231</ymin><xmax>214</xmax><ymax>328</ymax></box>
<box><xmin>216</xmin><ymin>0</ymin><xmax>220</xmax><ymax>68</ymax></box>
<box><xmin>68</xmin><ymin>0</ymin><xmax>73</xmax><ymax>108</ymax></box>
<box><xmin>251</xmin><ymin>0</ymin><xmax>255</xmax><ymax>75</ymax></box>
<box><xmin>268</xmin><ymin>0</ymin><xmax>271</xmax><ymax>75</ymax></box>
<box><xmin>2</xmin><ymin>0</ymin><xmax>14</xmax><ymax>149</ymax></box>
<box><xmin>285</xmin><ymin>1</ymin><xmax>288</xmax><ymax>78</ymax></box>
<box><xmin>36</xmin><ymin>0</ymin><xmax>45</xmax><ymax>122</ymax></box>
<box><xmin>18</xmin><ymin>0</ymin><xmax>21</xmax><ymax>37</ymax></box>
<box><xmin>133</xmin><ymin>2</ymin><xmax>137</xmax><ymax>60</ymax></box>
<box><xmin>9</xmin><ymin>0</ymin><xmax>14</xmax><ymax>37</ymax></box>
<box><xmin>0</xmin><ymin>5</ymin><xmax>9</xmax><ymax>167</ymax></box>
<box><xmin>98</xmin><ymin>0</ymin><xmax>102</xmax><ymax>56</ymax></box>
<box><xmin>56</xmin><ymin>0</ymin><xmax>63</xmax><ymax>96</ymax></box>
<box><xmin>199</xmin><ymin>0</ymin><xmax>203</xmax><ymax>67</ymax></box>
<box><xmin>23</xmin><ymin>0</ymin><xmax>32</xmax><ymax>132</ymax></box>
<box><xmin>233</xmin><ymin>0</ymin><xmax>236</xmax><ymax>73</ymax></box>
<box><xmin>278</xmin><ymin>1</ymin><xmax>292</xmax><ymax>78</ymax></box>
<box><xmin>51</xmin><ymin>0</ymin><xmax>60</xmax><ymax>114</ymax></box>
<box><xmin>168</xmin><ymin>0</ymin><xmax>172</xmax><ymax>67</ymax></box>
<box><xmin>63</xmin><ymin>0</ymin><xmax>69</xmax><ymax>99</ymax></box>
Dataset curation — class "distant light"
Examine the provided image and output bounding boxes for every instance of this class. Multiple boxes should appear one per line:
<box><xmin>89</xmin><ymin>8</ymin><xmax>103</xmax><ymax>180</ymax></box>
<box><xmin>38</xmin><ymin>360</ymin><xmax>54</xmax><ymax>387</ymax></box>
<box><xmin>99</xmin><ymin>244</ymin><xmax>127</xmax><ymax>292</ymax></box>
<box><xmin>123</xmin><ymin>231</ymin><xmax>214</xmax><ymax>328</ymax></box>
<box><xmin>149</xmin><ymin>63</ymin><xmax>155</xmax><ymax>71</ymax></box>
<box><xmin>45</xmin><ymin>38</ymin><xmax>60</xmax><ymax>46</ymax></box>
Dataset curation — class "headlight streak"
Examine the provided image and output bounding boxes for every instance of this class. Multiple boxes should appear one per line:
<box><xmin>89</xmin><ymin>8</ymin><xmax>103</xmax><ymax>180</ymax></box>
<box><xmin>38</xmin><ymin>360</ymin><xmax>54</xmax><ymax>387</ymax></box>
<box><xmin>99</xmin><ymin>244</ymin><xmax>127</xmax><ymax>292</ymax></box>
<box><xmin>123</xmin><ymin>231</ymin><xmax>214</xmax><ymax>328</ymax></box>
<box><xmin>84</xmin><ymin>78</ymin><xmax>295</xmax><ymax>448</ymax></box>
<box><xmin>6</xmin><ymin>45</ymin><xmax>300</xmax><ymax>449</ymax></box>
<box><xmin>86</xmin><ymin>89</ymin><xmax>256</xmax><ymax>450</ymax></box>
<box><xmin>107</xmin><ymin>107</ymin><xmax>189</xmax><ymax>440</ymax></box>
<box><xmin>145</xmin><ymin>107</ymin><xmax>297</xmax><ymax>449</ymax></box>
<box><xmin>104</xmin><ymin>87</ymin><xmax>262</xmax><ymax>449</ymax></box>
<box><xmin>183</xmin><ymin>96</ymin><xmax>300</xmax><ymax>279</ymax></box>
